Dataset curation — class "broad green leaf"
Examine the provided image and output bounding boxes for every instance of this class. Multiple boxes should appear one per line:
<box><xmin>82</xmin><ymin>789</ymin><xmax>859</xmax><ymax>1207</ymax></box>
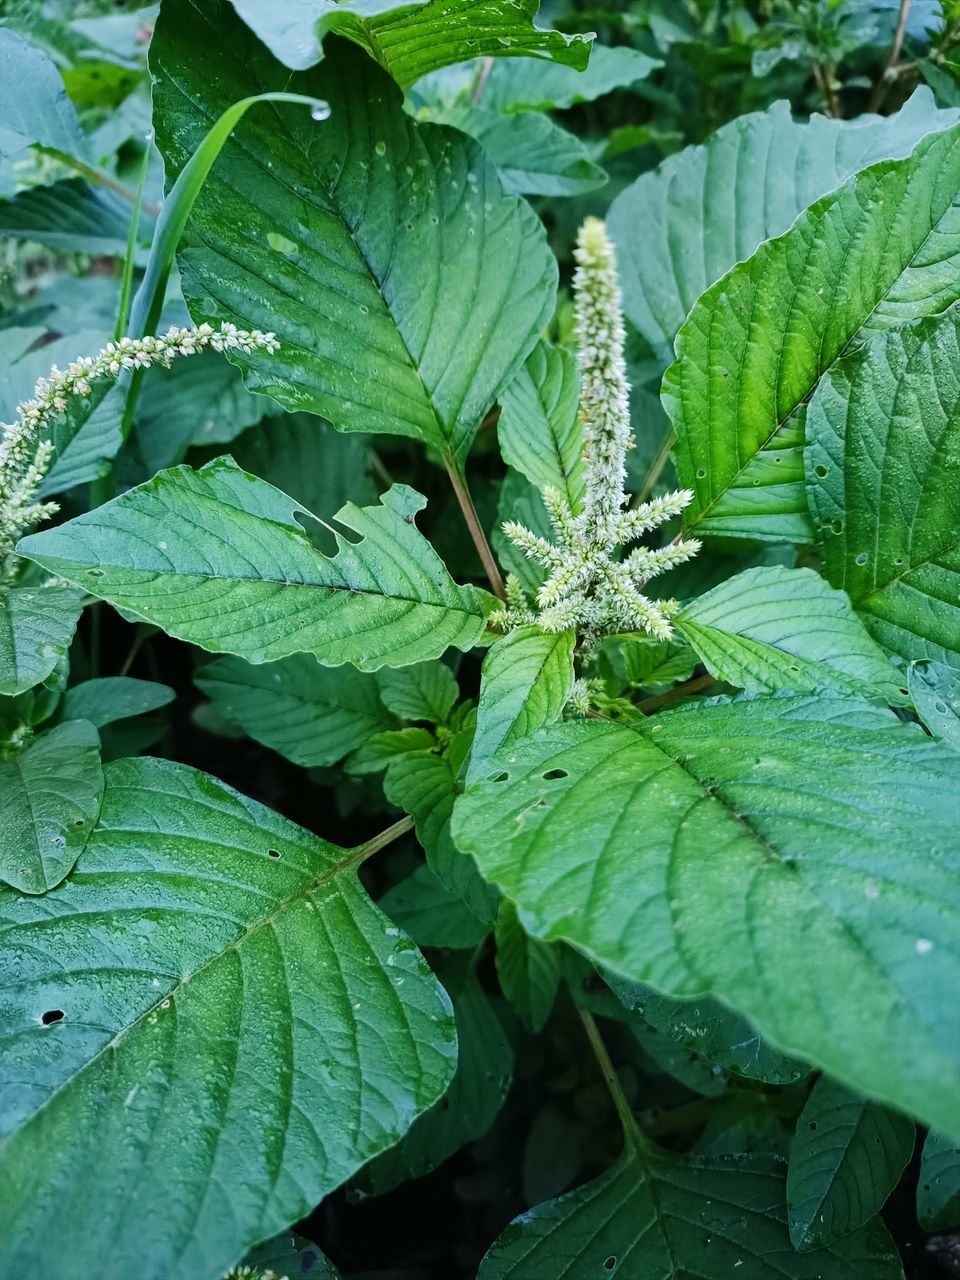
<box><xmin>61</xmin><ymin>678</ymin><xmax>175</xmax><ymax>729</ymax></box>
<box><xmin>498</xmin><ymin>341</ymin><xmax>585</xmax><ymax>512</ymax></box>
<box><xmin>787</xmin><ymin>1077</ymin><xmax>914</xmax><ymax>1251</ymax></box>
<box><xmin>228</xmin><ymin>0</ymin><xmax>591</xmax><ymax>78</ymax></box>
<box><xmin>662</xmin><ymin>123</ymin><xmax>960</xmax><ymax>544</ymax></box>
<box><xmin>0</xmin><ymin>180</ymin><xmax>137</xmax><ymax>255</ymax></box>
<box><xmin>151</xmin><ymin>4</ymin><xmax>558</xmax><ymax>467</ymax></box>
<box><xmin>0</xmin><ymin>756</ymin><xmax>456</xmax><ymax>1280</ymax></box>
<box><xmin>806</xmin><ymin>307</ymin><xmax>960</xmax><ymax>669</ymax></box>
<box><xmin>453</xmin><ymin>696</ymin><xmax>960</xmax><ymax>1132</ymax></box>
<box><xmin>478</xmin><ymin>1144</ymin><xmax>902</xmax><ymax>1279</ymax></box>
<box><xmin>485</xmin><ymin>44</ymin><xmax>662</xmax><ymax>112</ymax></box>
<box><xmin>0</xmin><ymin>584</ymin><xmax>85</xmax><ymax>697</ymax></box>
<box><xmin>0</xmin><ymin>29</ymin><xmax>86</xmax><ymax>159</ymax></box>
<box><xmin>348</xmin><ymin>726</ymin><xmax>437</xmax><ymax>772</ymax></box>
<box><xmin>495</xmin><ymin>899</ymin><xmax>560</xmax><ymax>1032</ymax></box>
<box><xmin>358</xmin><ymin>973</ymin><xmax>512</xmax><ymax>1196</ymax></box>
<box><xmin>609</xmin><ymin>91</ymin><xmax>959</xmax><ymax>362</ymax></box>
<box><xmin>423</xmin><ymin>105</ymin><xmax>606</xmax><ymax>197</ymax></box>
<box><xmin>909</xmin><ymin>661</ymin><xmax>960</xmax><ymax>749</ymax></box>
<box><xmin>379</xmin><ymin>660</ymin><xmax>459</xmax><ymax>724</ymax></box>
<box><xmin>468</xmin><ymin>625</ymin><xmax>574</xmax><ymax>782</ymax></box>
<box><xmin>917</xmin><ymin>1130</ymin><xmax>960</xmax><ymax>1230</ymax></box>
<box><xmin>196</xmin><ymin>654</ymin><xmax>393</xmax><ymax>767</ymax></box>
<box><xmin>676</xmin><ymin>566</ymin><xmax>906</xmax><ymax>702</ymax></box>
<box><xmin>380</xmin><ymin>862</ymin><xmax>490</xmax><ymax>949</ymax></box>
<box><xmin>597</xmin><ymin>634</ymin><xmax>698</xmax><ymax>692</ymax></box>
<box><xmin>0</xmin><ymin>720</ymin><xmax>103</xmax><ymax>894</ymax></box>
<box><xmin>236</xmin><ymin>1232</ymin><xmax>340</xmax><ymax>1279</ymax></box>
<box><xmin>18</xmin><ymin>460</ymin><xmax>493</xmax><ymax>671</ymax></box>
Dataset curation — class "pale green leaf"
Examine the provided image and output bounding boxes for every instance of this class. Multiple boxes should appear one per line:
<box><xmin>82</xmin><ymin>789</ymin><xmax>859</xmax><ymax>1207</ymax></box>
<box><xmin>18</xmin><ymin>460</ymin><xmax>493</xmax><ymax>671</ymax></box>
<box><xmin>662</xmin><ymin>123</ymin><xmax>960</xmax><ymax>543</ymax></box>
<box><xmin>379</xmin><ymin>661</ymin><xmax>459</xmax><ymax>724</ymax></box>
<box><xmin>909</xmin><ymin>661</ymin><xmax>960</xmax><ymax>749</ymax></box>
<box><xmin>468</xmin><ymin>625</ymin><xmax>574</xmax><ymax>782</ymax></box>
<box><xmin>787</xmin><ymin>1077</ymin><xmax>914</xmax><ymax>1251</ymax></box>
<box><xmin>597</xmin><ymin>634</ymin><xmax>698</xmax><ymax>692</ymax></box>
<box><xmin>196</xmin><ymin>654</ymin><xmax>393</xmax><ymax>766</ymax></box>
<box><xmin>676</xmin><ymin>566</ymin><xmax>906</xmax><ymax>701</ymax></box>
<box><xmin>0</xmin><ymin>179</ymin><xmax>137</xmax><ymax>255</ymax></box>
<box><xmin>0</xmin><ymin>585</ymin><xmax>85</xmax><ymax>698</ymax></box>
<box><xmin>0</xmin><ymin>720</ymin><xmax>103</xmax><ymax>894</ymax></box>
<box><xmin>453</xmin><ymin>696</ymin><xmax>960</xmax><ymax>1132</ymax></box>
<box><xmin>485</xmin><ymin>44</ymin><xmax>662</xmax><ymax>112</ymax></box>
<box><xmin>478</xmin><ymin>1145</ymin><xmax>902</xmax><ymax>1279</ymax></box>
<box><xmin>228</xmin><ymin>0</ymin><xmax>591</xmax><ymax>79</ymax></box>
<box><xmin>917</xmin><ymin>1130</ymin><xmax>960</xmax><ymax>1230</ymax></box>
<box><xmin>494</xmin><ymin>469</ymin><xmax>551</xmax><ymax>596</ymax></box>
<box><xmin>151</xmin><ymin>3</ymin><xmax>557</xmax><ymax>467</ymax></box>
<box><xmin>379</xmin><ymin>862</ymin><xmax>490</xmax><ymax>949</ymax></box>
<box><xmin>61</xmin><ymin>678</ymin><xmax>175</xmax><ymax>729</ymax></box>
<box><xmin>609</xmin><ymin>91</ymin><xmax>959</xmax><ymax>362</ymax></box>
<box><xmin>806</xmin><ymin>306</ymin><xmax>960</xmax><ymax>668</ymax></box>
<box><xmin>495</xmin><ymin>898</ymin><xmax>560</xmax><ymax>1032</ymax></box>
<box><xmin>0</xmin><ymin>756</ymin><xmax>456</xmax><ymax>1280</ymax></box>
<box><xmin>0</xmin><ymin>29</ymin><xmax>86</xmax><ymax>159</ymax></box>
<box><xmin>498</xmin><ymin>341</ymin><xmax>585</xmax><ymax>513</ymax></box>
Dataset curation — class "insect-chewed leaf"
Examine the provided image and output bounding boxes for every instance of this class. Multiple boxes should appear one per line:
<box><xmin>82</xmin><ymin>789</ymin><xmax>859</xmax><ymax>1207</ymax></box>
<box><xmin>453</xmin><ymin>695</ymin><xmax>960</xmax><ymax>1133</ymax></box>
<box><xmin>909</xmin><ymin>661</ymin><xmax>960</xmax><ymax>750</ymax></box>
<box><xmin>0</xmin><ymin>756</ymin><xmax>456</xmax><ymax>1280</ymax></box>
<box><xmin>18</xmin><ymin>459</ymin><xmax>493</xmax><ymax>671</ymax></box>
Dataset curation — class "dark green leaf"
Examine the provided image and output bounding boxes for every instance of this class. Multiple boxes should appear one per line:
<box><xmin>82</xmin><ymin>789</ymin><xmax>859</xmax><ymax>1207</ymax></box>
<box><xmin>917</xmin><ymin>1130</ymin><xmax>960</xmax><ymax>1230</ymax></box>
<box><xmin>0</xmin><ymin>180</ymin><xmax>139</xmax><ymax>255</ymax></box>
<box><xmin>495</xmin><ymin>898</ymin><xmax>561</xmax><ymax>1032</ymax></box>
<box><xmin>379</xmin><ymin>661</ymin><xmax>459</xmax><ymax>725</ymax></box>
<box><xmin>61</xmin><ymin>678</ymin><xmax>174</xmax><ymax>729</ymax></box>
<box><xmin>379</xmin><ymin>862</ymin><xmax>490</xmax><ymax>949</ymax></box>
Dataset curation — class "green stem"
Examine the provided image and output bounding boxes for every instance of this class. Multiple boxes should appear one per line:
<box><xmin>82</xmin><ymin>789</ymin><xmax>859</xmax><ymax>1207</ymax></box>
<box><xmin>576</xmin><ymin>1004</ymin><xmax>643</xmax><ymax>1149</ymax></box>
<box><xmin>358</xmin><ymin>814</ymin><xmax>415</xmax><ymax>859</ymax></box>
<box><xmin>869</xmin><ymin>0</ymin><xmax>911</xmax><ymax>113</ymax></box>
<box><xmin>469</xmin><ymin>56</ymin><xmax>495</xmax><ymax>104</ymax></box>
<box><xmin>631</xmin><ymin>429</ymin><xmax>675</xmax><ymax>509</ymax></box>
<box><xmin>443</xmin><ymin>455</ymin><xmax>506</xmax><ymax>599</ymax></box>
<box><xmin>114</xmin><ymin>146</ymin><xmax>151</xmax><ymax>343</ymax></box>
<box><xmin>635</xmin><ymin>672</ymin><xmax>716</xmax><ymax>715</ymax></box>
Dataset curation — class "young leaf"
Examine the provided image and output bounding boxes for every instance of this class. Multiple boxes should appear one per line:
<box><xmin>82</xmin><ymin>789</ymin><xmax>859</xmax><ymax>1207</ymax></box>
<box><xmin>787</xmin><ymin>1077</ymin><xmax>914</xmax><ymax>1251</ymax></box>
<box><xmin>61</xmin><ymin>677</ymin><xmax>175</xmax><ymax>728</ymax></box>
<box><xmin>151</xmin><ymin>4</ymin><xmax>558</xmax><ymax>468</ymax></box>
<box><xmin>597</xmin><ymin>634</ymin><xmax>698</xmax><ymax>692</ymax></box>
<box><xmin>498</xmin><ymin>341</ymin><xmax>585</xmax><ymax>513</ymax></box>
<box><xmin>485</xmin><ymin>44</ymin><xmax>662</xmax><ymax>112</ymax></box>
<box><xmin>676</xmin><ymin>565</ymin><xmax>906</xmax><ymax>702</ymax></box>
<box><xmin>453</xmin><ymin>696</ymin><xmax>960</xmax><ymax>1132</ymax></box>
<box><xmin>0</xmin><ymin>757</ymin><xmax>456</xmax><ymax>1280</ymax></box>
<box><xmin>917</xmin><ymin>1130</ymin><xmax>960</xmax><ymax>1230</ymax></box>
<box><xmin>494</xmin><ymin>469</ymin><xmax>551</xmax><ymax>596</ymax></box>
<box><xmin>228</xmin><ymin>0</ymin><xmax>592</xmax><ymax>79</ymax></box>
<box><xmin>196</xmin><ymin>654</ymin><xmax>393</xmax><ymax>767</ymax></box>
<box><xmin>379</xmin><ymin>660</ymin><xmax>459</xmax><ymax>725</ymax></box>
<box><xmin>909</xmin><ymin>661</ymin><xmax>960</xmax><ymax>749</ymax></box>
<box><xmin>662</xmin><ymin>123</ymin><xmax>960</xmax><ymax>543</ymax></box>
<box><xmin>806</xmin><ymin>306</ymin><xmax>960</xmax><ymax>669</ymax></box>
<box><xmin>0</xmin><ymin>720</ymin><xmax>103</xmax><ymax>894</ymax></box>
<box><xmin>0</xmin><ymin>584</ymin><xmax>85</xmax><ymax>697</ymax></box>
<box><xmin>469</xmin><ymin>626</ymin><xmax>574</xmax><ymax>783</ymax></box>
<box><xmin>18</xmin><ymin>460</ymin><xmax>493</xmax><ymax>670</ymax></box>
<box><xmin>478</xmin><ymin>1145</ymin><xmax>902</xmax><ymax>1278</ymax></box>
<box><xmin>609</xmin><ymin>90</ymin><xmax>959</xmax><ymax>361</ymax></box>
<box><xmin>379</xmin><ymin>862</ymin><xmax>490</xmax><ymax>950</ymax></box>
<box><xmin>495</xmin><ymin>898</ymin><xmax>561</xmax><ymax>1032</ymax></box>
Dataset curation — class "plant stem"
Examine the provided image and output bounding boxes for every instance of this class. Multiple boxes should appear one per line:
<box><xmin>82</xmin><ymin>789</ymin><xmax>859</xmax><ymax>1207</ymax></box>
<box><xmin>635</xmin><ymin>672</ymin><xmax>716</xmax><ymax>715</ymax></box>
<box><xmin>577</xmin><ymin>1004</ymin><xmax>643</xmax><ymax>1148</ymax></box>
<box><xmin>814</xmin><ymin>62</ymin><xmax>840</xmax><ymax>117</ymax></box>
<box><xmin>37</xmin><ymin>147</ymin><xmax>161</xmax><ymax>217</ymax></box>
<box><xmin>631</xmin><ymin>429</ymin><xmax>675</xmax><ymax>508</ymax></box>
<box><xmin>359</xmin><ymin>814</ymin><xmax>415</xmax><ymax>859</ymax></box>
<box><xmin>443</xmin><ymin>455</ymin><xmax>506</xmax><ymax>598</ymax></box>
<box><xmin>869</xmin><ymin>0</ymin><xmax>912</xmax><ymax>112</ymax></box>
<box><xmin>469</xmin><ymin>56</ymin><xmax>495</xmax><ymax>104</ymax></box>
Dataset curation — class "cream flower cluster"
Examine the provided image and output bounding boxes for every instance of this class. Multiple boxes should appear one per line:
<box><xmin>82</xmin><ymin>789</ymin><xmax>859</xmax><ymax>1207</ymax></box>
<box><xmin>0</xmin><ymin>322</ymin><xmax>279</xmax><ymax>578</ymax></box>
<box><xmin>493</xmin><ymin>218</ymin><xmax>700</xmax><ymax>646</ymax></box>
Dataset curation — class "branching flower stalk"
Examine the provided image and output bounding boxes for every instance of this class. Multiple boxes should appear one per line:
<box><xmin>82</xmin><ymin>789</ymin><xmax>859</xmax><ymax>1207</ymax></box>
<box><xmin>0</xmin><ymin>322</ymin><xmax>279</xmax><ymax>581</ymax></box>
<box><xmin>493</xmin><ymin>217</ymin><xmax>700</xmax><ymax>648</ymax></box>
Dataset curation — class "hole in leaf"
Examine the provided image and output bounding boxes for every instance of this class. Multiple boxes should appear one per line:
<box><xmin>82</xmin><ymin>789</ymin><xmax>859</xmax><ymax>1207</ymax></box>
<box><xmin>490</xmin><ymin>771</ymin><xmax>509</xmax><ymax>783</ymax></box>
<box><xmin>41</xmin><ymin>1009</ymin><xmax>64</xmax><ymax>1025</ymax></box>
<box><xmin>267</xmin><ymin>848</ymin><xmax>281</xmax><ymax>859</ymax></box>
<box><xmin>604</xmin><ymin>1259</ymin><xmax>617</xmax><ymax>1272</ymax></box>
<box><xmin>831</xmin><ymin>520</ymin><xmax>843</xmax><ymax>534</ymax></box>
<box><xmin>73</xmin><ymin>818</ymin><xmax>85</xmax><ymax>827</ymax></box>
<box><xmin>855</xmin><ymin>552</ymin><xmax>868</xmax><ymax>565</ymax></box>
<box><xmin>695</xmin><ymin>468</ymin><xmax>706</xmax><ymax>479</ymax></box>
<box><xmin>542</xmin><ymin>768</ymin><xmax>568</xmax><ymax>781</ymax></box>
<box><xmin>814</xmin><ymin>465</ymin><xmax>828</xmax><ymax>478</ymax></box>
<box><xmin>809</xmin><ymin>1121</ymin><xmax>817</xmax><ymax>1130</ymax></box>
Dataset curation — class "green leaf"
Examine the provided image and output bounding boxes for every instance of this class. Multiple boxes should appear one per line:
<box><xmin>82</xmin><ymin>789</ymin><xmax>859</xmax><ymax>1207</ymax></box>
<box><xmin>358</xmin><ymin>972</ymin><xmax>512</xmax><ymax>1195</ymax></box>
<box><xmin>379</xmin><ymin>660</ymin><xmax>459</xmax><ymax>724</ymax></box>
<box><xmin>909</xmin><ymin>661</ymin><xmax>960</xmax><ymax>749</ymax></box>
<box><xmin>61</xmin><ymin>678</ymin><xmax>175</xmax><ymax>729</ymax></box>
<box><xmin>676</xmin><ymin>566</ymin><xmax>906</xmax><ymax>701</ymax></box>
<box><xmin>498</xmin><ymin>341</ymin><xmax>585</xmax><ymax>513</ymax></box>
<box><xmin>469</xmin><ymin>626</ymin><xmax>575</xmax><ymax>782</ymax></box>
<box><xmin>806</xmin><ymin>306</ymin><xmax>960</xmax><ymax>669</ymax></box>
<box><xmin>597</xmin><ymin>634</ymin><xmax>698</xmax><ymax>692</ymax></box>
<box><xmin>0</xmin><ymin>179</ymin><xmax>137</xmax><ymax>254</ymax></box>
<box><xmin>196</xmin><ymin>654</ymin><xmax>393</xmax><ymax>767</ymax></box>
<box><xmin>609</xmin><ymin>91</ymin><xmax>959</xmax><ymax>362</ymax></box>
<box><xmin>18</xmin><ymin>460</ymin><xmax>493</xmax><ymax>671</ymax></box>
<box><xmin>495</xmin><ymin>898</ymin><xmax>561</xmax><ymax>1032</ymax></box>
<box><xmin>453</xmin><ymin>696</ymin><xmax>960</xmax><ymax>1132</ymax></box>
<box><xmin>0</xmin><ymin>584</ymin><xmax>85</xmax><ymax>698</ymax></box>
<box><xmin>379</xmin><ymin>862</ymin><xmax>490</xmax><ymax>950</ymax></box>
<box><xmin>662</xmin><ymin>123</ymin><xmax>960</xmax><ymax>544</ymax></box>
<box><xmin>0</xmin><ymin>29</ymin><xmax>86</xmax><ymax>159</ymax></box>
<box><xmin>477</xmin><ymin>1145</ymin><xmax>902</xmax><ymax>1279</ymax></box>
<box><xmin>494</xmin><ymin>469</ymin><xmax>551</xmax><ymax>596</ymax></box>
<box><xmin>228</xmin><ymin>0</ymin><xmax>591</xmax><ymax>79</ymax></box>
<box><xmin>485</xmin><ymin>44</ymin><xmax>662</xmax><ymax>112</ymax></box>
<box><xmin>0</xmin><ymin>720</ymin><xmax>103</xmax><ymax>894</ymax></box>
<box><xmin>236</xmin><ymin>1232</ymin><xmax>340</xmax><ymax>1279</ymax></box>
<box><xmin>348</xmin><ymin>726</ymin><xmax>437</xmax><ymax>773</ymax></box>
<box><xmin>787</xmin><ymin>1077</ymin><xmax>914</xmax><ymax>1251</ymax></box>
<box><xmin>917</xmin><ymin>1130</ymin><xmax>960</xmax><ymax>1230</ymax></box>
<box><xmin>151</xmin><ymin>4</ymin><xmax>558</xmax><ymax>467</ymax></box>
<box><xmin>0</xmin><ymin>756</ymin><xmax>456</xmax><ymax>1280</ymax></box>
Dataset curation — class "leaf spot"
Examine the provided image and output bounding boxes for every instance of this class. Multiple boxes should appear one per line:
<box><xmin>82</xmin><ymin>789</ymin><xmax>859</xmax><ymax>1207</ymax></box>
<box><xmin>41</xmin><ymin>1009</ymin><xmax>64</xmax><ymax>1025</ymax></box>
